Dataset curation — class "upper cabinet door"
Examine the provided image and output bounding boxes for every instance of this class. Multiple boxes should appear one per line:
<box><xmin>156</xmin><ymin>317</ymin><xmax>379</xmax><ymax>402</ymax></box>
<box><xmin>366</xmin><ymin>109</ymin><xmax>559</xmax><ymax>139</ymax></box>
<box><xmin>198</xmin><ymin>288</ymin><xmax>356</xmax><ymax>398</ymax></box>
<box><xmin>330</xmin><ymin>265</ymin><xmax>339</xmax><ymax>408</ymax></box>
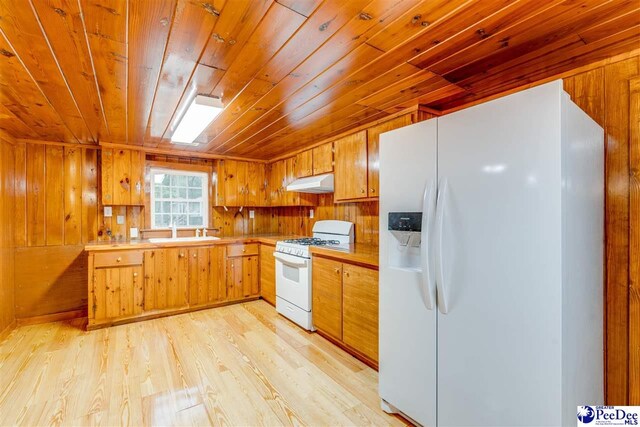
<box><xmin>101</xmin><ymin>148</ymin><xmax>145</xmax><ymax>206</ymax></box>
<box><xmin>334</xmin><ymin>131</ymin><xmax>368</xmax><ymax>201</ymax></box>
<box><xmin>312</xmin><ymin>143</ymin><xmax>333</xmax><ymax>175</ymax></box>
<box><xmin>112</xmin><ymin>149</ymin><xmax>131</xmax><ymax>205</ymax></box>
<box><xmin>284</xmin><ymin>157</ymin><xmax>298</xmax><ymax>206</ymax></box>
<box><xmin>101</xmin><ymin>148</ymin><xmax>114</xmax><ymax>205</ymax></box>
<box><xmin>245</xmin><ymin>162</ymin><xmax>264</xmax><ymax>207</ymax></box>
<box><xmin>295</xmin><ymin>150</ymin><xmax>313</xmax><ymax>178</ymax></box>
<box><xmin>367</xmin><ymin>115</ymin><xmax>412</xmax><ymax>198</ymax></box>
<box><xmin>222</xmin><ymin>160</ymin><xmax>239</xmax><ymax>206</ymax></box>
<box><xmin>130</xmin><ymin>150</ymin><xmax>145</xmax><ymax>205</ymax></box>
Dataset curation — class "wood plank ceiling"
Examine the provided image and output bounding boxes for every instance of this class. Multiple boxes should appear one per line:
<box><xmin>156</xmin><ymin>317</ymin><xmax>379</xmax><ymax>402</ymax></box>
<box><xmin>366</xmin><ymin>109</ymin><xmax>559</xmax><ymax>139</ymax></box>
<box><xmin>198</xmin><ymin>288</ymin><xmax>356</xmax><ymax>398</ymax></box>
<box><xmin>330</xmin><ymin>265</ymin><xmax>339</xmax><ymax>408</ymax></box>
<box><xmin>0</xmin><ymin>0</ymin><xmax>638</xmax><ymax>159</ymax></box>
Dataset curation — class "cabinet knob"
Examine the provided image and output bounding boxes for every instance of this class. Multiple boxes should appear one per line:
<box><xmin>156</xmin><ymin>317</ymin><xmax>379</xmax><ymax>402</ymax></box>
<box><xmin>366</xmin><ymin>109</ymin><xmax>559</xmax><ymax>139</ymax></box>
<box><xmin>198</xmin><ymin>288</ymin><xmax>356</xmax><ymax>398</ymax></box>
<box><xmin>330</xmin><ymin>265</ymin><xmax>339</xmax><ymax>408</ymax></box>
<box><xmin>242</xmin><ymin>248</ymin><xmax>246</xmax><ymax>252</ymax></box>
<box><xmin>179</xmin><ymin>253</ymin><xmax>185</xmax><ymax>258</ymax></box>
<box><xmin>193</xmin><ymin>253</ymin><xmax>197</xmax><ymax>258</ymax></box>
<box><xmin>345</xmin><ymin>271</ymin><xmax>350</xmax><ymax>278</ymax></box>
<box><xmin>116</xmin><ymin>257</ymin><xmax>122</xmax><ymax>263</ymax></box>
<box><xmin>370</xmin><ymin>188</ymin><xmax>375</xmax><ymax>193</ymax></box>
<box><xmin>361</xmin><ymin>188</ymin><xmax>366</xmax><ymax>194</ymax></box>
<box><xmin>133</xmin><ymin>272</ymin><xmax>138</xmax><ymax>278</ymax></box>
<box><xmin>334</xmin><ymin>268</ymin><xmax>340</xmax><ymax>274</ymax></box>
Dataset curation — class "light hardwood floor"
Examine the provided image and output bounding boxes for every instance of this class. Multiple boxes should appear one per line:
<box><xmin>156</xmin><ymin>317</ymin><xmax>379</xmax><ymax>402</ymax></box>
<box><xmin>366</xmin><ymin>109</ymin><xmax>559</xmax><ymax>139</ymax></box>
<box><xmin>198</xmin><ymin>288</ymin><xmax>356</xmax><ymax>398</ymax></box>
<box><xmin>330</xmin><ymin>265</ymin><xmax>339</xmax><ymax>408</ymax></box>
<box><xmin>0</xmin><ymin>300</ymin><xmax>405</xmax><ymax>426</ymax></box>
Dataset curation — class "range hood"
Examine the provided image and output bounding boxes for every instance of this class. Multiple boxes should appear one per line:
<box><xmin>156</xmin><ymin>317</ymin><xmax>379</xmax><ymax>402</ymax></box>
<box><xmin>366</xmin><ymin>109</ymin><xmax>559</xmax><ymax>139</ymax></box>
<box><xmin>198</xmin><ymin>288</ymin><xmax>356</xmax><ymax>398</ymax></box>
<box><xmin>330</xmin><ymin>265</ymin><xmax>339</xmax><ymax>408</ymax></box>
<box><xmin>286</xmin><ymin>173</ymin><xmax>334</xmax><ymax>193</ymax></box>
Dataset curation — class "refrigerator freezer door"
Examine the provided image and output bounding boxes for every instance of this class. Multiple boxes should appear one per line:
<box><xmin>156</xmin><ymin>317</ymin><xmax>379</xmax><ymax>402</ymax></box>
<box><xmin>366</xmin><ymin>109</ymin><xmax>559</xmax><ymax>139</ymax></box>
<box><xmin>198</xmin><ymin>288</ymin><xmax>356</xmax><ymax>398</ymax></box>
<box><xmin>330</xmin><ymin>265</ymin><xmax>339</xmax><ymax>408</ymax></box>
<box><xmin>379</xmin><ymin>119</ymin><xmax>437</xmax><ymax>427</ymax></box>
<box><xmin>436</xmin><ymin>82</ymin><xmax>565</xmax><ymax>426</ymax></box>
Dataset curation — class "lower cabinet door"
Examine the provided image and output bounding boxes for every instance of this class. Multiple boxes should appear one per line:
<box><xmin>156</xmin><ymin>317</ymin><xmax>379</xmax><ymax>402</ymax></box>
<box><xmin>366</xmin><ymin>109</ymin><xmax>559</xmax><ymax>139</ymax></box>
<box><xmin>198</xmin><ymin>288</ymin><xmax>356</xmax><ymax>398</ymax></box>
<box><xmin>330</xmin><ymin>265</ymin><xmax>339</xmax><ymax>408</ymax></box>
<box><xmin>149</xmin><ymin>248</ymin><xmax>188</xmax><ymax>310</ymax></box>
<box><xmin>342</xmin><ymin>264</ymin><xmax>379</xmax><ymax>362</ymax></box>
<box><xmin>188</xmin><ymin>246</ymin><xmax>226</xmax><ymax>306</ymax></box>
<box><xmin>91</xmin><ymin>265</ymin><xmax>143</xmax><ymax>321</ymax></box>
<box><xmin>312</xmin><ymin>257</ymin><xmax>343</xmax><ymax>340</ymax></box>
<box><xmin>260</xmin><ymin>245</ymin><xmax>276</xmax><ymax>305</ymax></box>
<box><xmin>143</xmin><ymin>249</ymin><xmax>166</xmax><ymax>310</ymax></box>
<box><xmin>226</xmin><ymin>255</ymin><xmax>260</xmax><ymax>299</ymax></box>
<box><xmin>226</xmin><ymin>257</ymin><xmax>243</xmax><ymax>300</ymax></box>
<box><xmin>242</xmin><ymin>255</ymin><xmax>259</xmax><ymax>297</ymax></box>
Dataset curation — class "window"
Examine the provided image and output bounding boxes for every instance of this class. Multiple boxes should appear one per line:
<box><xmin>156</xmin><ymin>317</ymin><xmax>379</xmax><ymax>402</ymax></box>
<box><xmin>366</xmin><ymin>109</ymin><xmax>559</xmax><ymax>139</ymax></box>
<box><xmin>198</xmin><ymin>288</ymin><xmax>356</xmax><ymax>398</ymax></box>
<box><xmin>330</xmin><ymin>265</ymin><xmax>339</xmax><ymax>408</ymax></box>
<box><xmin>150</xmin><ymin>168</ymin><xmax>208</xmax><ymax>228</ymax></box>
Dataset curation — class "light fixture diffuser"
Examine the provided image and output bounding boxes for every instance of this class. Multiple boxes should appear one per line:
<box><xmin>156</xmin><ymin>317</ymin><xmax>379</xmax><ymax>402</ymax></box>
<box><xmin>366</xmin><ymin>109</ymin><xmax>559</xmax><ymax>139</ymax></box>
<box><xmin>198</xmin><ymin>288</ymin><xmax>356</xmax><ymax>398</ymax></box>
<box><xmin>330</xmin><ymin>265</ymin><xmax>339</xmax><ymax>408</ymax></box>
<box><xmin>171</xmin><ymin>95</ymin><xmax>223</xmax><ymax>144</ymax></box>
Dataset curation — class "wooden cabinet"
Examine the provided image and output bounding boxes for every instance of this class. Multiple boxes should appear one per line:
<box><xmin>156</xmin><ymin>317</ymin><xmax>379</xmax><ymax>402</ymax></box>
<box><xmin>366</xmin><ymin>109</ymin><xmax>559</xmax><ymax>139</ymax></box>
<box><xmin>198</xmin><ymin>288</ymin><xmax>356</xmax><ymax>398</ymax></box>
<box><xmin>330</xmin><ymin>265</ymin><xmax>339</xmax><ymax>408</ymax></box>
<box><xmin>259</xmin><ymin>244</ymin><xmax>276</xmax><ymax>305</ymax></box>
<box><xmin>101</xmin><ymin>148</ymin><xmax>145</xmax><ymax>205</ymax></box>
<box><xmin>342</xmin><ymin>264</ymin><xmax>379</xmax><ymax>362</ymax></box>
<box><xmin>312</xmin><ymin>257</ymin><xmax>343</xmax><ymax>340</ymax></box>
<box><xmin>311</xmin><ymin>256</ymin><xmax>379</xmax><ymax>363</ymax></box>
<box><xmin>334</xmin><ymin>131</ymin><xmax>368</xmax><ymax>201</ymax></box>
<box><xmin>88</xmin><ymin>243</ymin><xmax>264</xmax><ymax>329</ymax></box>
<box><xmin>295</xmin><ymin>150</ymin><xmax>313</xmax><ymax>178</ymax></box>
<box><xmin>246</xmin><ymin>161</ymin><xmax>268</xmax><ymax>206</ymax></box>
<box><xmin>226</xmin><ymin>244</ymin><xmax>260</xmax><ymax>300</ymax></box>
<box><xmin>366</xmin><ymin>115</ymin><xmax>412</xmax><ymax>197</ymax></box>
<box><xmin>89</xmin><ymin>250</ymin><xmax>144</xmax><ymax>325</ymax></box>
<box><xmin>269</xmin><ymin>157</ymin><xmax>315</xmax><ymax>206</ymax></box>
<box><xmin>269</xmin><ymin>159</ymin><xmax>285</xmax><ymax>206</ymax></box>
<box><xmin>164</xmin><ymin>248</ymin><xmax>190</xmax><ymax>310</ymax></box>
<box><xmin>332</xmin><ymin>115</ymin><xmax>412</xmax><ymax>201</ymax></box>
<box><xmin>215</xmin><ymin>160</ymin><xmax>268</xmax><ymax>207</ymax></box>
<box><xmin>188</xmin><ymin>246</ymin><xmax>226</xmax><ymax>306</ymax></box>
<box><xmin>312</xmin><ymin>143</ymin><xmax>333</xmax><ymax>175</ymax></box>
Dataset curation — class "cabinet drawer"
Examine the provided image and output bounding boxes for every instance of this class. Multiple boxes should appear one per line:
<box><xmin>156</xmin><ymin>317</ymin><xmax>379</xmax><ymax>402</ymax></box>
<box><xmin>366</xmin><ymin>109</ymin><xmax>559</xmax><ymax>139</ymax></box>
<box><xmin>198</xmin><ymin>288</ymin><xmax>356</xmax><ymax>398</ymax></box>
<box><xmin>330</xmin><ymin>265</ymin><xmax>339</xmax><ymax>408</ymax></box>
<box><xmin>226</xmin><ymin>243</ymin><xmax>259</xmax><ymax>257</ymax></box>
<box><xmin>94</xmin><ymin>251</ymin><xmax>143</xmax><ymax>268</ymax></box>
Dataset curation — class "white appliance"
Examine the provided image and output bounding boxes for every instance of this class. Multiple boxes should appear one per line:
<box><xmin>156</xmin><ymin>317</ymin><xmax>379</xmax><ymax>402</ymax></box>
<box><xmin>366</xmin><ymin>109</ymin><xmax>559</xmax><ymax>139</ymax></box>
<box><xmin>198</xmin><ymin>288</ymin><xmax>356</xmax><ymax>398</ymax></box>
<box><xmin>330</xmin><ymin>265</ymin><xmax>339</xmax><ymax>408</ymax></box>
<box><xmin>275</xmin><ymin>220</ymin><xmax>354</xmax><ymax>330</ymax></box>
<box><xmin>286</xmin><ymin>173</ymin><xmax>334</xmax><ymax>193</ymax></box>
<box><xmin>379</xmin><ymin>80</ymin><xmax>604</xmax><ymax>427</ymax></box>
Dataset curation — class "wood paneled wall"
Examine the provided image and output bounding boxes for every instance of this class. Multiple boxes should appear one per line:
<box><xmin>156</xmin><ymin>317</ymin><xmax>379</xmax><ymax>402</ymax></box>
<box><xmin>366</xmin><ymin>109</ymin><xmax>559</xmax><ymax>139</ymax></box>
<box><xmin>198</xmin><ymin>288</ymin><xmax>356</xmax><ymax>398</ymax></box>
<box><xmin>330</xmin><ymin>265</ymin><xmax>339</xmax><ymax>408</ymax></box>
<box><xmin>12</xmin><ymin>142</ymin><xmax>144</xmax><ymax>319</ymax></box>
<box><xmin>564</xmin><ymin>54</ymin><xmax>640</xmax><ymax>405</ymax></box>
<box><xmin>0</xmin><ymin>134</ymin><xmax>15</xmax><ymax>336</ymax></box>
<box><xmin>274</xmin><ymin>195</ymin><xmax>379</xmax><ymax>245</ymax></box>
<box><xmin>12</xmin><ymin>142</ymin><xmax>97</xmax><ymax>319</ymax></box>
<box><xmin>144</xmin><ymin>153</ymin><xmax>278</xmax><ymax>238</ymax></box>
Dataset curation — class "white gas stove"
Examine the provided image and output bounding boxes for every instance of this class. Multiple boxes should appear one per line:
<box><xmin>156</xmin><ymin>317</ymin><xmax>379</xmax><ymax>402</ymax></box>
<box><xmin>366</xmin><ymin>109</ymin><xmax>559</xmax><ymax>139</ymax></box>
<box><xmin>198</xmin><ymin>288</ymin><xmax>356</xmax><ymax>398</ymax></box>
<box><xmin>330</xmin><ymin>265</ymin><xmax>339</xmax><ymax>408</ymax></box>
<box><xmin>274</xmin><ymin>220</ymin><xmax>354</xmax><ymax>330</ymax></box>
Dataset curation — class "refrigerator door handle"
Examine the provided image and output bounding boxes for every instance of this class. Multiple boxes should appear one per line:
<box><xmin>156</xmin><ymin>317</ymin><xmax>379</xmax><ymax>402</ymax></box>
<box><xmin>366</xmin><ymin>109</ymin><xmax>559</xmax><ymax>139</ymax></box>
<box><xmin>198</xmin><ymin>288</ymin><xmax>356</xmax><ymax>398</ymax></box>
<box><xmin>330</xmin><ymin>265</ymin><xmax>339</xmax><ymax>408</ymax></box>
<box><xmin>435</xmin><ymin>178</ymin><xmax>450</xmax><ymax>314</ymax></box>
<box><xmin>420</xmin><ymin>181</ymin><xmax>436</xmax><ymax>310</ymax></box>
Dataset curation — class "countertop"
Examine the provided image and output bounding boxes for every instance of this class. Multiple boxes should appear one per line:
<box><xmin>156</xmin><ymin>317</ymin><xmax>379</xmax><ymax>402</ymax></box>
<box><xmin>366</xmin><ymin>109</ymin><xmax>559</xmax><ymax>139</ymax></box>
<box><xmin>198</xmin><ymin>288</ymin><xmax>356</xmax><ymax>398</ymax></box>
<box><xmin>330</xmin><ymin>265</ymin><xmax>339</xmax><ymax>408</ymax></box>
<box><xmin>310</xmin><ymin>243</ymin><xmax>379</xmax><ymax>269</ymax></box>
<box><xmin>84</xmin><ymin>234</ymin><xmax>295</xmax><ymax>251</ymax></box>
<box><xmin>85</xmin><ymin>234</ymin><xmax>379</xmax><ymax>268</ymax></box>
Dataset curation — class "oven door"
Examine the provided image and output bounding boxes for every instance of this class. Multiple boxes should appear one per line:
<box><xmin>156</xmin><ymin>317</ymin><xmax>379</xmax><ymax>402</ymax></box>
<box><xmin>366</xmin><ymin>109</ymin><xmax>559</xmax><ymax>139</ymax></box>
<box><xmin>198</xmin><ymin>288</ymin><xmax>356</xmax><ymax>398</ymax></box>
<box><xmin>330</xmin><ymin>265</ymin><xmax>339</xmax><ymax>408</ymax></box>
<box><xmin>274</xmin><ymin>252</ymin><xmax>311</xmax><ymax>311</ymax></box>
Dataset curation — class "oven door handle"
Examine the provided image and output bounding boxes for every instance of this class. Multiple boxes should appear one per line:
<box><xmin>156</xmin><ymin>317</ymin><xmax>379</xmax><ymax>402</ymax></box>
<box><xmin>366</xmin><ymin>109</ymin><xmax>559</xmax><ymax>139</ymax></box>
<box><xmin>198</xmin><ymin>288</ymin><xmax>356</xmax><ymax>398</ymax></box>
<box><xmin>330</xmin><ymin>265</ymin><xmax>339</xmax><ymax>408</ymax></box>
<box><xmin>274</xmin><ymin>252</ymin><xmax>309</xmax><ymax>267</ymax></box>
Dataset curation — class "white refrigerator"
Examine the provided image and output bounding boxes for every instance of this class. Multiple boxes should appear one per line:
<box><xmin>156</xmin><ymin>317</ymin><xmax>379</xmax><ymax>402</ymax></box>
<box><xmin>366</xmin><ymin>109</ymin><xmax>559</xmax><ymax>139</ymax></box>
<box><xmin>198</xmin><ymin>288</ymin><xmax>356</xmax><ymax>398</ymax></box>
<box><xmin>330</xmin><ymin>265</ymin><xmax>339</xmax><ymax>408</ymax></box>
<box><xmin>379</xmin><ymin>80</ymin><xmax>604</xmax><ymax>427</ymax></box>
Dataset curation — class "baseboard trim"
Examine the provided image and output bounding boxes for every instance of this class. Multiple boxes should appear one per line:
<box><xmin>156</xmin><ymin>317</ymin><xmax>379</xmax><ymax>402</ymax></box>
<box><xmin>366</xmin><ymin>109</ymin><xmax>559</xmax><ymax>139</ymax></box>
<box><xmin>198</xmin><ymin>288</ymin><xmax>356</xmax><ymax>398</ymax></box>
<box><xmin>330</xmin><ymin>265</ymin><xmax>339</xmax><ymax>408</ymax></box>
<box><xmin>17</xmin><ymin>309</ymin><xmax>87</xmax><ymax>327</ymax></box>
<box><xmin>315</xmin><ymin>329</ymin><xmax>379</xmax><ymax>371</ymax></box>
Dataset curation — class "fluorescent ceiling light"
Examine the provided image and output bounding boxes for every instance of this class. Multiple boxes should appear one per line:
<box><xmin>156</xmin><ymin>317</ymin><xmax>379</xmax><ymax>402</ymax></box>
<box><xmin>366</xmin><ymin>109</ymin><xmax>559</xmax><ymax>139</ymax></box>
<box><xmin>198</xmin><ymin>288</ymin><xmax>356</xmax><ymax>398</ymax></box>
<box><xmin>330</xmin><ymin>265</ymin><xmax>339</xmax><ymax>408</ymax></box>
<box><xmin>171</xmin><ymin>95</ymin><xmax>223</xmax><ymax>144</ymax></box>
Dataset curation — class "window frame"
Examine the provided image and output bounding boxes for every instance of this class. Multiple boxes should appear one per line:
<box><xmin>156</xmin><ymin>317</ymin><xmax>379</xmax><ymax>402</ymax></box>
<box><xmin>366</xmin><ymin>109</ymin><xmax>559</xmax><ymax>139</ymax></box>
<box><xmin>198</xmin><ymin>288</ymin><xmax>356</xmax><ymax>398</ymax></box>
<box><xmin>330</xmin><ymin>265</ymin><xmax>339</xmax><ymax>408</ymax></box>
<box><xmin>149</xmin><ymin>167</ymin><xmax>209</xmax><ymax>229</ymax></box>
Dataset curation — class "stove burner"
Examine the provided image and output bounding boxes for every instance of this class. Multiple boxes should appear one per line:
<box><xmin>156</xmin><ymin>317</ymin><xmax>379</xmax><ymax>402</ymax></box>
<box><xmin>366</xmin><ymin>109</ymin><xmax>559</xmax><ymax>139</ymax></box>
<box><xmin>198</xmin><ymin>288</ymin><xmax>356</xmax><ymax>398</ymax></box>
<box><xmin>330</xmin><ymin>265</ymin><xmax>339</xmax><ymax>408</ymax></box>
<box><xmin>283</xmin><ymin>237</ymin><xmax>341</xmax><ymax>246</ymax></box>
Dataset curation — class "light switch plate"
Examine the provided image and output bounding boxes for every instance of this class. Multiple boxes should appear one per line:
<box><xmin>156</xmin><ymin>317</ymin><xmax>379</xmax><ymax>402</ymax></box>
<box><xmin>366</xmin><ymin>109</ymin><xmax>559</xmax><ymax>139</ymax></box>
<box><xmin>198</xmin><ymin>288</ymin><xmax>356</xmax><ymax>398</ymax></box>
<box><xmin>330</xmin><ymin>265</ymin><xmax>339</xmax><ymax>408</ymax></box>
<box><xmin>249</xmin><ymin>210</ymin><xmax>255</xmax><ymax>219</ymax></box>
<box><xmin>130</xmin><ymin>227</ymin><xmax>139</xmax><ymax>239</ymax></box>
<box><xmin>310</xmin><ymin>209</ymin><xmax>314</xmax><ymax>219</ymax></box>
<box><xmin>116</xmin><ymin>215</ymin><xmax>125</xmax><ymax>225</ymax></box>
<box><xmin>104</xmin><ymin>206</ymin><xmax>112</xmax><ymax>217</ymax></box>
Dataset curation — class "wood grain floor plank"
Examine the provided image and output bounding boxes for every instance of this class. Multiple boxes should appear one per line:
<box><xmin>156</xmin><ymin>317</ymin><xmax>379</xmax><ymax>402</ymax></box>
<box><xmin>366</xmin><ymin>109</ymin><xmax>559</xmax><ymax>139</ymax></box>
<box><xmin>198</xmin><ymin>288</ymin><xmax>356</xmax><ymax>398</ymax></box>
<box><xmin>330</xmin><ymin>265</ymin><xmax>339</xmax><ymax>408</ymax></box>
<box><xmin>0</xmin><ymin>301</ymin><xmax>401</xmax><ymax>426</ymax></box>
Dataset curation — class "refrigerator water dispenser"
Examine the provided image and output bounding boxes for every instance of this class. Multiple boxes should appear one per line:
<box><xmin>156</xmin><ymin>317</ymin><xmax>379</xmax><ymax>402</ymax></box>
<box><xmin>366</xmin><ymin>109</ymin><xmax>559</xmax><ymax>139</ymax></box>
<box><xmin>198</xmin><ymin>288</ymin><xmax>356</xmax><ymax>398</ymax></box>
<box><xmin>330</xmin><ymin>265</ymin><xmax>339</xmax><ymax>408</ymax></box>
<box><xmin>388</xmin><ymin>212</ymin><xmax>422</xmax><ymax>269</ymax></box>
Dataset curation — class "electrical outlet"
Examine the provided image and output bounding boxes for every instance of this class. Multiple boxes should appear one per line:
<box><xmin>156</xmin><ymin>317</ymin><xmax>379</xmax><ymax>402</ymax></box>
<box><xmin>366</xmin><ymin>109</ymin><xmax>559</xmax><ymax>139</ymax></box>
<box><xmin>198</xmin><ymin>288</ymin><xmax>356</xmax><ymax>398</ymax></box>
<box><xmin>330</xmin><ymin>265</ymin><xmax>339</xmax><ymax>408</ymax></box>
<box><xmin>130</xmin><ymin>227</ymin><xmax>139</xmax><ymax>239</ymax></box>
<box><xmin>104</xmin><ymin>206</ymin><xmax>112</xmax><ymax>217</ymax></box>
<box><xmin>117</xmin><ymin>215</ymin><xmax>125</xmax><ymax>225</ymax></box>
<box><xmin>310</xmin><ymin>209</ymin><xmax>314</xmax><ymax>218</ymax></box>
<box><xmin>249</xmin><ymin>210</ymin><xmax>255</xmax><ymax>219</ymax></box>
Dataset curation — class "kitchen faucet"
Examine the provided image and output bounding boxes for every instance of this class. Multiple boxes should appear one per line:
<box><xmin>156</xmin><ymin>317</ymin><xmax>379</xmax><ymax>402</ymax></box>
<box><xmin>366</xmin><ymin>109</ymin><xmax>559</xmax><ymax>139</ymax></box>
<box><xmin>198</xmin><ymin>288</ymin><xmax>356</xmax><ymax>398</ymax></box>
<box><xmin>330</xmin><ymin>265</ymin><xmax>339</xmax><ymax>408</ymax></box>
<box><xmin>171</xmin><ymin>220</ymin><xmax>177</xmax><ymax>239</ymax></box>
